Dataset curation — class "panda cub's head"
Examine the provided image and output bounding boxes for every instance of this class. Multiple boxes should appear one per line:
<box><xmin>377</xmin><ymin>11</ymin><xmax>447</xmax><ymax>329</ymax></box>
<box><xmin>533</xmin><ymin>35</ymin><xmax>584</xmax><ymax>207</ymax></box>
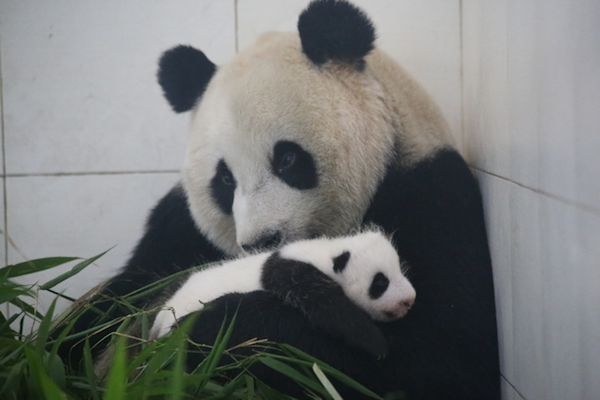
<box><xmin>280</xmin><ymin>230</ymin><xmax>416</xmax><ymax>322</ymax></box>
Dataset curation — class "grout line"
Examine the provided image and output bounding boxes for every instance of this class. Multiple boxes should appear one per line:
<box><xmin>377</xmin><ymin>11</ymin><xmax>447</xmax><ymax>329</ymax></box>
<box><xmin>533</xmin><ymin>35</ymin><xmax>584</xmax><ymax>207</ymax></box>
<box><xmin>500</xmin><ymin>374</ymin><xmax>527</xmax><ymax>400</ymax></box>
<box><xmin>0</xmin><ymin>29</ymin><xmax>8</xmax><ymax>268</ymax></box>
<box><xmin>3</xmin><ymin>170</ymin><xmax>181</xmax><ymax>178</ymax></box>
<box><xmin>459</xmin><ymin>0</ymin><xmax>465</xmax><ymax>155</ymax></box>
<box><xmin>472</xmin><ymin>166</ymin><xmax>600</xmax><ymax>217</ymax></box>
<box><xmin>234</xmin><ymin>0</ymin><xmax>239</xmax><ymax>53</ymax></box>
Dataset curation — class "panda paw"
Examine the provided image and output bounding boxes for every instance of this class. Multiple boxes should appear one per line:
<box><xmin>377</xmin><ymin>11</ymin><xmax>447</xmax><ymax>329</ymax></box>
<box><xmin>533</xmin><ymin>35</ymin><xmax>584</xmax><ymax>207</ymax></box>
<box><xmin>349</xmin><ymin>326</ymin><xmax>389</xmax><ymax>360</ymax></box>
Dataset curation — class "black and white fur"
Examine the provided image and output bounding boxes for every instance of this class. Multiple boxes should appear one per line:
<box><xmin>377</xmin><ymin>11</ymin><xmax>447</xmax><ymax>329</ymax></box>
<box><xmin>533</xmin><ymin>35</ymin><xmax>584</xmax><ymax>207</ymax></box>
<box><xmin>151</xmin><ymin>230</ymin><xmax>416</xmax><ymax>340</ymax></box>
<box><xmin>60</xmin><ymin>1</ymin><xmax>499</xmax><ymax>399</ymax></box>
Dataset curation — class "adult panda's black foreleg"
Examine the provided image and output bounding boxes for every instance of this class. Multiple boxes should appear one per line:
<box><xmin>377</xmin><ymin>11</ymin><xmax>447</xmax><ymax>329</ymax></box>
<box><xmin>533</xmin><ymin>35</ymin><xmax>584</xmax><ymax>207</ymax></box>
<box><xmin>184</xmin><ymin>292</ymin><xmax>387</xmax><ymax>399</ymax></box>
<box><xmin>364</xmin><ymin>148</ymin><xmax>500</xmax><ymax>400</ymax></box>
<box><xmin>57</xmin><ymin>183</ymin><xmax>226</xmax><ymax>368</ymax></box>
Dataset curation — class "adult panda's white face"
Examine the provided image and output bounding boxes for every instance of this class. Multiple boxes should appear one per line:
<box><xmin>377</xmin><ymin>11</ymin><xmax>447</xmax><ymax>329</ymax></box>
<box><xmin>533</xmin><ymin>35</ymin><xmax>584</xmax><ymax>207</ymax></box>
<box><xmin>183</xmin><ymin>33</ymin><xmax>395</xmax><ymax>256</ymax></box>
<box><xmin>159</xmin><ymin>0</ymin><xmax>451</xmax><ymax>256</ymax></box>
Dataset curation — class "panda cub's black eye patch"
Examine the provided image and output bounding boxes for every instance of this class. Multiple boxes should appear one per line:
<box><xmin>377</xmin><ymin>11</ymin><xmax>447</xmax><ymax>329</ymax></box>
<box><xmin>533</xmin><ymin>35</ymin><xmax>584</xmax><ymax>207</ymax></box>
<box><xmin>369</xmin><ymin>272</ymin><xmax>390</xmax><ymax>300</ymax></box>
<box><xmin>210</xmin><ymin>159</ymin><xmax>236</xmax><ymax>215</ymax></box>
<box><xmin>271</xmin><ymin>141</ymin><xmax>318</xmax><ymax>190</ymax></box>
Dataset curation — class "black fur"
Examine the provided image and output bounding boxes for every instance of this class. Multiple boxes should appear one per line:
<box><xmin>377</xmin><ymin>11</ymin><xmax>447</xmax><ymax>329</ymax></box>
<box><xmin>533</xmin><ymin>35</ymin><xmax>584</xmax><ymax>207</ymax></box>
<box><xmin>261</xmin><ymin>252</ymin><xmax>388</xmax><ymax>359</ymax></box>
<box><xmin>55</xmin><ymin>184</ymin><xmax>225</xmax><ymax>368</ymax></box>
<box><xmin>332</xmin><ymin>251</ymin><xmax>350</xmax><ymax>273</ymax></box>
<box><xmin>210</xmin><ymin>159</ymin><xmax>236</xmax><ymax>215</ymax></box>
<box><xmin>368</xmin><ymin>272</ymin><xmax>389</xmax><ymax>300</ymax></box>
<box><xmin>60</xmin><ymin>148</ymin><xmax>499</xmax><ymax>399</ymax></box>
<box><xmin>158</xmin><ymin>45</ymin><xmax>216</xmax><ymax>113</ymax></box>
<box><xmin>184</xmin><ymin>292</ymin><xmax>385</xmax><ymax>399</ymax></box>
<box><xmin>271</xmin><ymin>141</ymin><xmax>318</xmax><ymax>190</ymax></box>
<box><xmin>298</xmin><ymin>0</ymin><xmax>376</xmax><ymax>67</ymax></box>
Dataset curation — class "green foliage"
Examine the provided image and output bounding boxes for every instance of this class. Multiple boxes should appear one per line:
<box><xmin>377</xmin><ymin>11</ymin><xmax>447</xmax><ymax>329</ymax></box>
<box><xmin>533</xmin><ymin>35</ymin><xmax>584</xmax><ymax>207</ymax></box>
<box><xmin>0</xmin><ymin>254</ymin><xmax>384</xmax><ymax>399</ymax></box>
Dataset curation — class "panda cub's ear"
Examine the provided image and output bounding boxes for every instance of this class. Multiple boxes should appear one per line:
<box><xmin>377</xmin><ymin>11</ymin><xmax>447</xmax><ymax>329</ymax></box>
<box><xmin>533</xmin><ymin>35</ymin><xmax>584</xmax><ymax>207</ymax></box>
<box><xmin>297</xmin><ymin>0</ymin><xmax>376</xmax><ymax>68</ymax></box>
<box><xmin>157</xmin><ymin>45</ymin><xmax>216</xmax><ymax>113</ymax></box>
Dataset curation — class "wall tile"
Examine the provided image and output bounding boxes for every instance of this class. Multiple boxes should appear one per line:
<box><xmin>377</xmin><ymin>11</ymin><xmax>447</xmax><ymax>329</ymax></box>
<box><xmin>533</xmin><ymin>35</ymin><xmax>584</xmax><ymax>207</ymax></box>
<box><xmin>0</xmin><ymin>0</ymin><xmax>235</xmax><ymax>175</ymax></box>
<box><xmin>476</xmin><ymin>171</ymin><xmax>514</xmax><ymax>382</ymax></box>
<box><xmin>6</xmin><ymin>173</ymin><xmax>181</xmax><ymax>316</ymax></box>
<box><xmin>507</xmin><ymin>0</ymin><xmax>600</xmax><ymax>212</ymax></box>
<box><xmin>237</xmin><ymin>0</ymin><xmax>464</xmax><ymax>151</ymax></box>
<box><xmin>462</xmin><ymin>1</ymin><xmax>510</xmax><ymax>172</ymax></box>
<box><xmin>478</xmin><ymin>171</ymin><xmax>600</xmax><ymax>400</ymax></box>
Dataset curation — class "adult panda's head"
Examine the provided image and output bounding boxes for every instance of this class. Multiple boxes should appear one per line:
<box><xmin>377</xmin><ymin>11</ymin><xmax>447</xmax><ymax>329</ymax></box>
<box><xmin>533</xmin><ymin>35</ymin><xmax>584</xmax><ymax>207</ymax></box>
<box><xmin>158</xmin><ymin>0</ymin><xmax>452</xmax><ymax>256</ymax></box>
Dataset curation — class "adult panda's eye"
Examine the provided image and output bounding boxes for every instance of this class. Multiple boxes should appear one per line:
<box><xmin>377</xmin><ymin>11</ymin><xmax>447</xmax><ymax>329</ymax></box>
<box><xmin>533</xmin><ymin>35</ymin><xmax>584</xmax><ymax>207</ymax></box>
<box><xmin>221</xmin><ymin>174</ymin><xmax>234</xmax><ymax>186</ymax></box>
<box><xmin>271</xmin><ymin>141</ymin><xmax>318</xmax><ymax>190</ymax></box>
<box><xmin>210</xmin><ymin>159</ymin><xmax>236</xmax><ymax>215</ymax></box>
<box><xmin>278</xmin><ymin>152</ymin><xmax>297</xmax><ymax>173</ymax></box>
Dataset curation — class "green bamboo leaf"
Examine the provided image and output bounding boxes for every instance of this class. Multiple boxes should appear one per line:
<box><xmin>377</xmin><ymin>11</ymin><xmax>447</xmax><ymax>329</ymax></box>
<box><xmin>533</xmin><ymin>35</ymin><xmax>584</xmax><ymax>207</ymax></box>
<box><xmin>104</xmin><ymin>337</ymin><xmax>127</xmax><ymax>400</ymax></box>
<box><xmin>278</xmin><ymin>344</ymin><xmax>384</xmax><ymax>399</ymax></box>
<box><xmin>35</xmin><ymin>297</ymin><xmax>57</xmax><ymax>355</ymax></box>
<box><xmin>24</xmin><ymin>346</ymin><xmax>68</xmax><ymax>400</ymax></box>
<box><xmin>258</xmin><ymin>356</ymin><xmax>327</xmax><ymax>397</ymax></box>
<box><xmin>312</xmin><ymin>363</ymin><xmax>342</xmax><ymax>400</ymax></box>
<box><xmin>83</xmin><ymin>338</ymin><xmax>101</xmax><ymax>400</ymax></box>
<box><xmin>0</xmin><ymin>257</ymin><xmax>78</xmax><ymax>278</ymax></box>
<box><xmin>40</xmin><ymin>249</ymin><xmax>111</xmax><ymax>290</ymax></box>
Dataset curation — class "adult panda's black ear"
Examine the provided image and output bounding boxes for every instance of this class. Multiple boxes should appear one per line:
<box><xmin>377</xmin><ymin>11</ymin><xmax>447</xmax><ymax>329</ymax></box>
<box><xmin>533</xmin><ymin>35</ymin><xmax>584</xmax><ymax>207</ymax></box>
<box><xmin>157</xmin><ymin>45</ymin><xmax>216</xmax><ymax>113</ymax></box>
<box><xmin>297</xmin><ymin>0</ymin><xmax>376</xmax><ymax>68</ymax></box>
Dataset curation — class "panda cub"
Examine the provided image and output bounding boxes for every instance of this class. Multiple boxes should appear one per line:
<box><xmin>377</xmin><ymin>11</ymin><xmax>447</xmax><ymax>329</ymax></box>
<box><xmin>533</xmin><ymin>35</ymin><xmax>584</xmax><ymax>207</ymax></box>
<box><xmin>151</xmin><ymin>230</ymin><xmax>416</xmax><ymax>343</ymax></box>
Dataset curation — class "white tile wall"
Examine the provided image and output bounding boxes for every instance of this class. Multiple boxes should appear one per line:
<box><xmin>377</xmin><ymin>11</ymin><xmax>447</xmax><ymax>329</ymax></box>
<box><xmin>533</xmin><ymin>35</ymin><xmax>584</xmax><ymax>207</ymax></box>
<box><xmin>2</xmin><ymin>2</ymin><xmax>599</xmax><ymax>399</ymax></box>
<box><xmin>0</xmin><ymin>0</ymin><xmax>235</xmax><ymax>175</ymax></box>
<box><xmin>6</xmin><ymin>173</ymin><xmax>181</xmax><ymax>314</ymax></box>
<box><xmin>464</xmin><ymin>0</ymin><xmax>600</xmax><ymax>212</ymax></box>
<box><xmin>237</xmin><ymin>0</ymin><xmax>464</xmax><ymax>151</ymax></box>
<box><xmin>467</xmin><ymin>1</ymin><xmax>600</xmax><ymax>398</ymax></box>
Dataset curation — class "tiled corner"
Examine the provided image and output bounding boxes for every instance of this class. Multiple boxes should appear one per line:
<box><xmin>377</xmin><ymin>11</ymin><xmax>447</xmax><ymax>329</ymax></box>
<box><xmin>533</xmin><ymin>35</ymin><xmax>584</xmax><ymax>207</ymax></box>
<box><xmin>478</xmin><ymin>169</ymin><xmax>600</xmax><ymax>400</ymax></box>
<box><xmin>0</xmin><ymin>0</ymin><xmax>235</xmax><ymax>176</ymax></box>
<box><xmin>476</xmin><ymin>171</ymin><xmax>513</xmax><ymax>382</ymax></box>
<box><xmin>6</xmin><ymin>172</ymin><xmax>182</xmax><ymax>316</ymax></box>
<box><xmin>237</xmin><ymin>0</ymin><xmax>464</xmax><ymax>152</ymax></box>
<box><xmin>507</xmin><ymin>0</ymin><xmax>600</xmax><ymax>211</ymax></box>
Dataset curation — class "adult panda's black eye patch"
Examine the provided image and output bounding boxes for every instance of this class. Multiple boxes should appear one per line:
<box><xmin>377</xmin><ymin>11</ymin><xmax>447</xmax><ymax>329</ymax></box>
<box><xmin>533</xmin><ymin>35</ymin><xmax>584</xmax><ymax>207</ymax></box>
<box><xmin>210</xmin><ymin>159</ymin><xmax>236</xmax><ymax>215</ymax></box>
<box><xmin>271</xmin><ymin>141</ymin><xmax>318</xmax><ymax>190</ymax></box>
<box><xmin>369</xmin><ymin>272</ymin><xmax>389</xmax><ymax>300</ymax></box>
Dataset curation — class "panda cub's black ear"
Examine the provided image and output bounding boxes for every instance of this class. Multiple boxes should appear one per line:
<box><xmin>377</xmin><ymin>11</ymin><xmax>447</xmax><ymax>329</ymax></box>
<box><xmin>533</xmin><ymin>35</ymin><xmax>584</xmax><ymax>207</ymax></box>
<box><xmin>297</xmin><ymin>0</ymin><xmax>376</xmax><ymax>68</ymax></box>
<box><xmin>157</xmin><ymin>45</ymin><xmax>216</xmax><ymax>113</ymax></box>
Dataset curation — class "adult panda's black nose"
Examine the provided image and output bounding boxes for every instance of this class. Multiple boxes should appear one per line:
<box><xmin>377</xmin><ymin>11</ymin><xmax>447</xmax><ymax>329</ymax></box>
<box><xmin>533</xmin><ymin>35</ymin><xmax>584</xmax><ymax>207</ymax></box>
<box><xmin>241</xmin><ymin>232</ymin><xmax>282</xmax><ymax>252</ymax></box>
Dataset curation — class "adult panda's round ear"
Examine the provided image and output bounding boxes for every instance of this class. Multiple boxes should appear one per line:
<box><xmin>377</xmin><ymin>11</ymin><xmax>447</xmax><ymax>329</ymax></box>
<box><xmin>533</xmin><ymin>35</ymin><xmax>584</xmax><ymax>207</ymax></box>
<box><xmin>157</xmin><ymin>45</ymin><xmax>216</xmax><ymax>113</ymax></box>
<box><xmin>297</xmin><ymin>0</ymin><xmax>376</xmax><ymax>68</ymax></box>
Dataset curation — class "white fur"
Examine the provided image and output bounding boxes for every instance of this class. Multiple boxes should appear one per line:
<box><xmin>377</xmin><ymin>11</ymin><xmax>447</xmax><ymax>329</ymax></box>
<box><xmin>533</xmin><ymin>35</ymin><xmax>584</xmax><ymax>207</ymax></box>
<box><xmin>183</xmin><ymin>32</ymin><xmax>453</xmax><ymax>256</ymax></box>
<box><xmin>150</xmin><ymin>230</ymin><xmax>415</xmax><ymax>338</ymax></box>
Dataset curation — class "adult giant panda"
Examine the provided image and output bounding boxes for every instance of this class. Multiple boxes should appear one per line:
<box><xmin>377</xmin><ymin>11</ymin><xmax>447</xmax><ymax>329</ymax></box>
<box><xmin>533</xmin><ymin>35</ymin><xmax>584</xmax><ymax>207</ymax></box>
<box><xmin>62</xmin><ymin>1</ymin><xmax>499</xmax><ymax>399</ymax></box>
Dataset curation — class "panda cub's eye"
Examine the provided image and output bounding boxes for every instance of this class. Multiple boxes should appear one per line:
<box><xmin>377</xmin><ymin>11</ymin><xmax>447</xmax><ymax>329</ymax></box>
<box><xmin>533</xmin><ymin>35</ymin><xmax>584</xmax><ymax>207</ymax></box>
<box><xmin>278</xmin><ymin>152</ymin><xmax>297</xmax><ymax>173</ymax></box>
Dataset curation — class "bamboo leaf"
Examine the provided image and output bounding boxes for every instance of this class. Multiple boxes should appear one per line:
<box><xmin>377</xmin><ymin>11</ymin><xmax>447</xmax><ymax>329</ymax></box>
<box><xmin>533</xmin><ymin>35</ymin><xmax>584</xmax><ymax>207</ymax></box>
<box><xmin>104</xmin><ymin>337</ymin><xmax>127</xmax><ymax>400</ymax></box>
<box><xmin>0</xmin><ymin>257</ymin><xmax>78</xmax><ymax>278</ymax></box>
<box><xmin>40</xmin><ymin>250</ymin><xmax>111</xmax><ymax>290</ymax></box>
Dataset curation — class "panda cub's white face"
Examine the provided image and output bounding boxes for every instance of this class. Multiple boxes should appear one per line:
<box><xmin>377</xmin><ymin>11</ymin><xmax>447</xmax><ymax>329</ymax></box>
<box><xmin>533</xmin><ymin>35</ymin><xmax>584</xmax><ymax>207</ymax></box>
<box><xmin>182</xmin><ymin>33</ymin><xmax>395</xmax><ymax>256</ymax></box>
<box><xmin>280</xmin><ymin>230</ymin><xmax>416</xmax><ymax>322</ymax></box>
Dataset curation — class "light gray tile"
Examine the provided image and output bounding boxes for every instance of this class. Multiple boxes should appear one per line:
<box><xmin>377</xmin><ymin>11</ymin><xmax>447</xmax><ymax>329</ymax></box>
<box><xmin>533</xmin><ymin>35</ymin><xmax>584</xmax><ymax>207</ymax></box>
<box><xmin>462</xmin><ymin>0</ymin><xmax>510</xmax><ymax>172</ymax></box>
<box><xmin>0</xmin><ymin>0</ymin><xmax>235</xmax><ymax>175</ymax></box>
<box><xmin>476</xmin><ymin>171</ymin><xmax>514</xmax><ymax>382</ymax></box>
<box><xmin>6</xmin><ymin>172</ymin><xmax>181</xmax><ymax>316</ymax></box>
<box><xmin>507</xmin><ymin>0</ymin><xmax>600</xmax><ymax>212</ymax></box>
<box><xmin>237</xmin><ymin>0</ymin><xmax>464</xmax><ymax>151</ymax></box>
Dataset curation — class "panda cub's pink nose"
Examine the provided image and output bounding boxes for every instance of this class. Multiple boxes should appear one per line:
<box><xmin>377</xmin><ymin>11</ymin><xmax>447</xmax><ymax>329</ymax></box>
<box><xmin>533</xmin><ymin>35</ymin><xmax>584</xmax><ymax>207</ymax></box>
<box><xmin>384</xmin><ymin>294</ymin><xmax>416</xmax><ymax>320</ymax></box>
